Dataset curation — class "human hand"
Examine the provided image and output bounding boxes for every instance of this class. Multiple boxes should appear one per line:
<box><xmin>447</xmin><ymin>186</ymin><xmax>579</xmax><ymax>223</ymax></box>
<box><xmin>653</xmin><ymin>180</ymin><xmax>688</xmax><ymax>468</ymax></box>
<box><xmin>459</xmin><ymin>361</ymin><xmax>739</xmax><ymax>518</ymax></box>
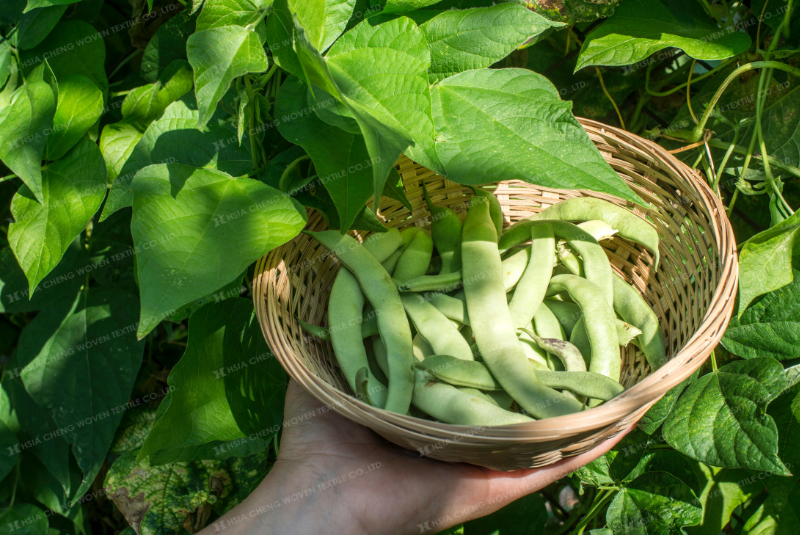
<box><xmin>202</xmin><ymin>380</ymin><xmax>631</xmax><ymax>535</ymax></box>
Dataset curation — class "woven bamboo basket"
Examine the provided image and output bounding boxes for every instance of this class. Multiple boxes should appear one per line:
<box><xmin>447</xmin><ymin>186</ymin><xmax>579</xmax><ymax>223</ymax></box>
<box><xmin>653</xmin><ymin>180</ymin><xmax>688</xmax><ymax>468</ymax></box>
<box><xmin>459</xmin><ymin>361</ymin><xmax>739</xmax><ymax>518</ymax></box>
<box><xmin>252</xmin><ymin>118</ymin><xmax>738</xmax><ymax>471</ymax></box>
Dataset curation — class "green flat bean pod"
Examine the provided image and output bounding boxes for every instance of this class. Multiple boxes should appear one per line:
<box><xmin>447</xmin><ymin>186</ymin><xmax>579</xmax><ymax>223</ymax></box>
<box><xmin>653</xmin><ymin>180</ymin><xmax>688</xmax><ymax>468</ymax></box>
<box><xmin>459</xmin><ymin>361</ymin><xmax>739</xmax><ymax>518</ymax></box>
<box><xmin>542</xmin><ymin>299</ymin><xmax>581</xmax><ymax>336</ymax></box>
<box><xmin>423</xmin><ymin>182</ymin><xmax>463</xmax><ymax>274</ymax></box>
<box><xmin>297</xmin><ymin>308</ymin><xmax>379</xmax><ymax>342</ymax></box>
<box><xmin>412</xmin><ymin>333</ymin><xmax>434</xmax><ymax>362</ymax></box>
<box><xmin>398</xmin><ymin>270</ymin><xmax>462</xmax><ymax>293</ymax></box>
<box><xmin>612</xmin><ymin>274</ymin><xmax>666</xmax><ymax>370</ymax></box>
<box><xmin>372</xmin><ymin>336</ymin><xmax>389</xmax><ymax>377</ymax></box>
<box><xmin>427</xmin><ymin>292</ymin><xmax>470</xmax><ymax>325</ymax></box>
<box><xmin>578</xmin><ymin>220</ymin><xmax>618</xmax><ymax>241</ymax></box>
<box><xmin>355</xmin><ymin>367</ymin><xmax>388</xmax><ymax>408</ymax></box>
<box><xmin>468</xmin><ymin>185</ymin><xmax>503</xmax><ymax>238</ymax></box>
<box><xmin>381</xmin><ymin>249</ymin><xmax>403</xmax><ymax>276</ymax></box>
<box><xmin>401</xmin><ymin>227</ymin><xmax>422</xmax><ymax>249</ymax></box>
<box><xmin>328</xmin><ymin>269</ymin><xmax>388</xmax><ymax>404</ymax></box>
<box><xmin>500</xmin><ymin>197</ymin><xmax>660</xmax><ymax>268</ymax></box>
<box><xmin>452</xmin><ymin>246</ymin><xmax>531</xmax><ymax>303</ymax></box>
<box><xmin>533</xmin><ymin>370</ymin><xmax>624</xmax><ymax>401</ymax></box>
<box><xmin>546</xmin><ymin>274</ymin><xmax>620</xmax><ymax>382</ymax></box>
<box><xmin>520</xmin><ymin>328</ymin><xmax>586</xmax><ymax>373</ymax></box>
<box><xmin>393</xmin><ymin>230</ymin><xmax>434</xmax><ymax>283</ymax></box>
<box><xmin>508</xmin><ymin>224</ymin><xmax>554</xmax><ymax>329</ymax></box>
<box><xmin>457</xmin><ymin>387</ymin><xmax>514</xmax><ymax>411</ymax></box>
<box><xmin>462</xmin><ymin>197</ymin><xmax>583</xmax><ymax>418</ymax></box>
<box><xmin>401</xmin><ymin>293</ymin><xmax>474</xmax><ymax>361</ymax></box>
<box><xmin>418</xmin><ymin>355</ymin><xmax>503</xmax><ymax>390</ymax></box>
<box><xmin>411</xmin><ymin>369</ymin><xmax>533</xmax><ymax>426</ymax></box>
<box><xmin>306</xmin><ymin>230</ymin><xmax>415</xmax><ymax>414</ymax></box>
<box><xmin>362</xmin><ymin>228</ymin><xmax>403</xmax><ymax>263</ymax></box>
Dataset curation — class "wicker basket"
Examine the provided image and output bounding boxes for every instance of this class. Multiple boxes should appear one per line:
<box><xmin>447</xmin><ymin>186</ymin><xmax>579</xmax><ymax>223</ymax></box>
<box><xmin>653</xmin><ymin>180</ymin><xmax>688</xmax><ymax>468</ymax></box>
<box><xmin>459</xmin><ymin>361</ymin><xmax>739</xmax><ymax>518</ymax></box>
<box><xmin>252</xmin><ymin>119</ymin><xmax>738</xmax><ymax>471</ymax></box>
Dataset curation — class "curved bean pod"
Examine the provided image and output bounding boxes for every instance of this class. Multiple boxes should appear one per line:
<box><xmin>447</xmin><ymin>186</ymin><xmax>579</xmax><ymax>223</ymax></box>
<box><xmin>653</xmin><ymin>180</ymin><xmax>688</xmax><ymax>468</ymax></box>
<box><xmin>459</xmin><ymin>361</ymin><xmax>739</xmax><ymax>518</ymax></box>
<box><xmin>418</xmin><ymin>355</ymin><xmax>503</xmax><ymax>390</ymax></box>
<box><xmin>462</xmin><ymin>197</ymin><xmax>583</xmax><ymax>418</ymax></box>
<box><xmin>401</xmin><ymin>293</ymin><xmax>474</xmax><ymax>361</ymax></box>
<box><xmin>508</xmin><ymin>224</ymin><xmax>555</xmax><ymax>329</ymax></box>
<box><xmin>457</xmin><ymin>387</ymin><xmax>515</xmax><ymax>411</ymax></box>
<box><xmin>542</xmin><ymin>299</ymin><xmax>582</xmax><ymax>336</ymax></box>
<box><xmin>578</xmin><ymin>220</ymin><xmax>618</xmax><ymax>241</ymax></box>
<box><xmin>306</xmin><ymin>230</ymin><xmax>415</xmax><ymax>414</ymax></box>
<box><xmin>393</xmin><ymin>230</ymin><xmax>434</xmax><ymax>283</ymax></box>
<box><xmin>422</xmin><ymin>182</ymin><xmax>463</xmax><ymax>274</ymax></box>
<box><xmin>468</xmin><ymin>185</ymin><xmax>503</xmax><ymax>238</ymax></box>
<box><xmin>362</xmin><ymin>227</ymin><xmax>403</xmax><ymax>263</ymax></box>
<box><xmin>500</xmin><ymin>197</ymin><xmax>660</xmax><ymax>268</ymax></box>
<box><xmin>381</xmin><ymin>249</ymin><xmax>403</xmax><ymax>276</ymax></box>
<box><xmin>546</xmin><ymin>274</ymin><xmax>620</xmax><ymax>381</ymax></box>
<box><xmin>398</xmin><ymin>270</ymin><xmax>462</xmax><ymax>293</ymax></box>
<box><xmin>354</xmin><ymin>367</ymin><xmax>388</xmax><ymax>408</ymax></box>
<box><xmin>412</xmin><ymin>333</ymin><xmax>434</xmax><ymax>362</ymax></box>
<box><xmin>411</xmin><ymin>369</ymin><xmax>533</xmax><ymax>425</ymax></box>
<box><xmin>612</xmin><ymin>273</ymin><xmax>666</xmax><ymax>370</ymax></box>
<box><xmin>371</xmin><ymin>336</ymin><xmax>389</xmax><ymax>377</ymax></box>
<box><xmin>427</xmin><ymin>292</ymin><xmax>470</xmax><ymax>325</ymax></box>
<box><xmin>401</xmin><ymin>227</ymin><xmax>422</xmax><ymax>249</ymax></box>
<box><xmin>519</xmin><ymin>328</ymin><xmax>586</xmax><ymax>373</ymax></box>
<box><xmin>328</xmin><ymin>269</ymin><xmax>389</xmax><ymax>403</ymax></box>
<box><xmin>533</xmin><ymin>370</ymin><xmax>624</xmax><ymax>401</ymax></box>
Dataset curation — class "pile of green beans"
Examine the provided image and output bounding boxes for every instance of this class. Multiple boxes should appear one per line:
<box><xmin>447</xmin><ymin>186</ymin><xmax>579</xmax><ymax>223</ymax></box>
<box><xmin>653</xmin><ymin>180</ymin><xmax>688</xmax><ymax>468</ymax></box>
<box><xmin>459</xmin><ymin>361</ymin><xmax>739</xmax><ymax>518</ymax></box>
<box><xmin>301</xmin><ymin>187</ymin><xmax>664</xmax><ymax>425</ymax></box>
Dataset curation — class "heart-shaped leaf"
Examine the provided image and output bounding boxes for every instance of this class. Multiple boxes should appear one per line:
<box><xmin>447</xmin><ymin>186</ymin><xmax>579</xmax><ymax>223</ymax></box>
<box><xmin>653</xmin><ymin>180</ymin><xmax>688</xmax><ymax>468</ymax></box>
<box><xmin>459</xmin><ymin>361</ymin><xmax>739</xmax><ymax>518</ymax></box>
<box><xmin>45</xmin><ymin>75</ymin><xmax>103</xmax><ymax>161</ymax></box>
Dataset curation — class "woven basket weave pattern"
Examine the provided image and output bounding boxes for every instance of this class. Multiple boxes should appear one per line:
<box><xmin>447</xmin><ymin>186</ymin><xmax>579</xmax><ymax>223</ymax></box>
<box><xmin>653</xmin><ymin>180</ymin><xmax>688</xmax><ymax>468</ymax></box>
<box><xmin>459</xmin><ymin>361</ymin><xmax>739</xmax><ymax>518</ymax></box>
<box><xmin>253</xmin><ymin>119</ymin><xmax>737</xmax><ymax>471</ymax></box>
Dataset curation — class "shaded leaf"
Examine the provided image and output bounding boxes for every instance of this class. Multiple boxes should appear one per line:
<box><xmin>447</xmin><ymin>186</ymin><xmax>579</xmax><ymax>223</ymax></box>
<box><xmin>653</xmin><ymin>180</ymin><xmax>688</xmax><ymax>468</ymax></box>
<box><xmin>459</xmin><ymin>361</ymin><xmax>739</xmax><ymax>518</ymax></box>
<box><xmin>576</xmin><ymin>0</ymin><xmax>751</xmax><ymax>70</ymax></box>
<box><xmin>638</xmin><ymin>370</ymin><xmax>699</xmax><ymax>435</ymax></box>
<box><xmin>14</xmin><ymin>4</ymin><xmax>68</xmax><ymax>50</ymax></box>
<box><xmin>463</xmin><ymin>493</ymin><xmax>547</xmax><ymax>534</ymax></box>
<box><xmin>140</xmin><ymin>9</ymin><xmax>198</xmax><ymax>83</ymax></box>
<box><xmin>0</xmin><ymin>504</ymin><xmax>48</xmax><ymax>535</ymax></box>
<box><xmin>23</xmin><ymin>0</ymin><xmax>78</xmax><ymax>14</ymax></box>
<box><xmin>45</xmin><ymin>75</ymin><xmax>104</xmax><ymax>161</ymax></box>
<box><xmin>121</xmin><ymin>60</ymin><xmax>194</xmax><ymax>125</ymax></box>
<box><xmin>0</xmin><ymin>419</ymin><xmax>19</xmax><ymax>482</ymax></box>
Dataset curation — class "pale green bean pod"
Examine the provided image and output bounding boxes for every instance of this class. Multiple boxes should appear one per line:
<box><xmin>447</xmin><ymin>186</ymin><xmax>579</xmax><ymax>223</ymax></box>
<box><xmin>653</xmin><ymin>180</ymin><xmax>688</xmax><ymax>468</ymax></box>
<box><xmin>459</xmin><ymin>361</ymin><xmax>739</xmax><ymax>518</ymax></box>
<box><xmin>612</xmin><ymin>273</ymin><xmax>666</xmax><ymax>370</ymax></box>
<box><xmin>393</xmin><ymin>230</ymin><xmax>434</xmax><ymax>283</ymax></box>
<box><xmin>422</xmin><ymin>182</ymin><xmax>463</xmax><ymax>274</ymax></box>
<box><xmin>401</xmin><ymin>293</ymin><xmax>474</xmax><ymax>361</ymax></box>
<box><xmin>362</xmin><ymin>227</ymin><xmax>403</xmax><ymax>263</ymax></box>
<box><xmin>508</xmin><ymin>224</ymin><xmax>554</xmax><ymax>329</ymax></box>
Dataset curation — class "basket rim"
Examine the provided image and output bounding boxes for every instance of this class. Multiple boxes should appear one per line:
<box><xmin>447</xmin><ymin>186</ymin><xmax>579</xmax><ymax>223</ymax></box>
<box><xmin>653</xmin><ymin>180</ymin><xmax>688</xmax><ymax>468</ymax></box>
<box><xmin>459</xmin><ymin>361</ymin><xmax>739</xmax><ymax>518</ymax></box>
<box><xmin>253</xmin><ymin>118</ymin><xmax>739</xmax><ymax>441</ymax></box>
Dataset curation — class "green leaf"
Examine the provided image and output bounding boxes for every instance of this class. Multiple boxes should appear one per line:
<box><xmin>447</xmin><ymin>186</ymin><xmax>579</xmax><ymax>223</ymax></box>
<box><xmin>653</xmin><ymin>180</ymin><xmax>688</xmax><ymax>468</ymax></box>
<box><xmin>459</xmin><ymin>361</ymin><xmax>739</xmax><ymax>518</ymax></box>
<box><xmin>0</xmin><ymin>41</ymin><xmax>12</xmax><ymax>89</ymax></box>
<box><xmin>45</xmin><ymin>76</ymin><xmax>104</xmax><ymax>161</ymax></box>
<box><xmin>462</xmin><ymin>493</ymin><xmax>547</xmax><ymax>534</ymax></box>
<box><xmin>129</xmin><ymin>164</ymin><xmax>306</xmax><ymax>338</ymax></box>
<box><xmin>606</xmin><ymin>472</ymin><xmax>702</xmax><ymax>534</ymax></box>
<box><xmin>14</xmin><ymin>4</ymin><xmax>68</xmax><ymax>50</ymax></box>
<box><xmin>0</xmin><ymin>79</ymin><xmax>57</xmax><ymax>203</ymax></box>
<box><xmin>266</xmin><ymin>0</ymin><xmax>357</xmax><ymax>77</ymax></box>
<box><xmin>292</xmin><ymin>16</ymin><xmax>432</xmax><ymax>210</ymax></box>
<box><xmin>0</xmin><ymin>240</ymin><xmax>89</xmax><ymax>314</ymax></box>
<box><xmin>8</xmin><ymin>139</ymin><xmax>106</xmax><ymax>295</ymax></box>
<box><xmin>121</xmin><ymin>61</ymin><xmax>194</xmax><ymax>125</ymax></box>
<box><xmin>20</xmin><ymin>20</ymin><xmax>108</xmax><ymax>92</ymax></box>
<box><xmin>166</xmin><ymin>273</ymin><xmax>244</xmax><ymax>323</ymax></box>
<box><xmin>1</xmin><ymin>362</ymin><xmax>72</xmax><ymax>495</ymax></box>
<box><xmin>139</xmin><ymin>298</ymin><xmax>285</xmax><ymax>461</ymax></box>
<box><xmin>0</xmin><ymin>419</ymin><xmax>19</xmax><ymax>482</ymax></box>
<box><xmin>196</xmin><ymin>0</ymin><xmax>269</xmax><ymax>31</ymax></box>
<box><xmin>723</xmin><ymin>269</ymin><xmax>800</xmax><ymax>360</ymax></box>
<box><xmin>575</xmin><ymin>0</ymin><xmax>751</xmax><ymax>70</ymax></box>
<box><xmin>382</xmin><ymin>0</ymin><xmax>439</xmax><ymax>14</ymax></box>
<box><xmin>430</xmin><ymin>68</ymin><xmax>644</xmax><ymax>205</ymax></box>
<box><xmin>212</xmin><ymin>451</ymin><xmax>272</xmax><ymax>515</ymax></box>
<box><xmin>105</xmin><ymin>449</ymin><xmax>235</xmax><ymax>535</ymax></box>
<box><xmin>663</xmin><ymin>357</ymin><xmax>790</xmax><ymax>474</ymax></box>
<box><xmin>98</xmin><ymin>120</ymin><xmax>145</xmax><ymax>184</ymax></box>
<box><xmin>638</xmin><ymin>370</ymin><xmax>699</xmax><ymax>435</ymax></box>
<box><xmin>101</xmin><ymin>99</ymin><xmax>254</xmax><ymax>220</ymax></box>
<box><xmin>737</xmin><ymin>211</ymin><xmax>800</xmax><ymax>315</ymax></box>
<box><xmin>275</xmin><ymin>76</ymin><xmax>376</xmax><ymax>231</ymax></box>
<box><xmin>110</xmin><ymin>405</ymin><xmax>160</xmax><ymax>455</ymax></box>
<box><xmin>140</xmin><ymin>9</ymin><xmax>198</xmax><ymax>83</ymax></box>
<box><xmin>417</xmin><ymin>4</ymin><xmax>563</xmax><ymax>83</ymax></box>
<box><xmin>0</xmin><ymin>504</ymin><xmax>49</xmax><ymax>535</ymax></box>
<box><xmin>691</xmin><ymin>467</ymin><xmax>763</xmax><ymax>535</ymax></box>
<box><xmin>765</xmin><ymin>383</ymin><xmax>800</xmax><ymax>519</ymax></box>
<box><xmin>187</xmin><ymin>25</ymin><xmax>269</xmax><ymax>129</ymax></box>
<box><xmin>17</xmin><ymin>288</ymin><xmax>146</xmax><ymax>494</ymax></box>
<box><xmin>23</xmin><ymin>0</ymin><xmax>78</xmax><ymax>13</ymax></box>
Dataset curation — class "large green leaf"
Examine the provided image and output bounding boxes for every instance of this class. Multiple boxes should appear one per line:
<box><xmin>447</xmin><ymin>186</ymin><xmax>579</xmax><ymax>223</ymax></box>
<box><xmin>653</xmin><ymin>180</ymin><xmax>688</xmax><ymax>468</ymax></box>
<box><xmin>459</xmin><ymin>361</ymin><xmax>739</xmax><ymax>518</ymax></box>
<box><xmin>45</xmin><ymin>75</ymin><xmax>103</xmax><ymax>161</ymax></box>
<box><xmin>688</xmin><ymin>466</ymin><xmax>762</xmax><ymax>535</ymax></box>
<box><xmin>266</xmin><ymin>0</ymin><xmax>356</xmax><ymax>77</ymax></box>
<box><xmin>98</xmin><ymin>120</ymin><xmax>145</xmax><ymax>184</ymax></box>
<box><xmin>121</xmin><ymin>61</ymin><xmax>194</xmax><ymax>125</ymax></box>
<box><xmin>638</xmin><ymin>370</ymin><xmax>699</xmax><ymax>435</ymax></box>
<box><xmin>138</xmin><ymin>298</ymin><xmax>285</xmax><ymax>462</ymax></box>
<box><xmin>13</xmin><ymin>4</ymin><xmax>68</xmax><ymax>50</ymax></box>
<box><xmin>737</xmin><ymin>211</ymin><xmax>800</xmax><ymax>315</ymax></box>
<box><xmin>17</xmin><ymin>288</ymin><xmax>145</xmax><ymax>496</ymax></box>
<box><xmin>276</xmin><ymin>76</ymin><xmax>377</xmax><ymax>231</ymax></box>
<box><xmin>722</xmin><ymin>268</ymin><xmax>800</xmax><ymax>360</ymax></box>
<box><xmin>430</xmin><ymin>68</ymin><xmax>644</xmax><ymax>205</ymax></box>
<box><xmin>0</xmin><ymin>505</ymin><xmax>48</xmax><ymax>535</ymax></box>
<box><xmin>8</xmin><ymin>139</ymin><xmax>107</xmax><ymax>295</ymax></box>
<box><xmin>605</xmin><ymin>472</ymin><xmax>702</xmax><ymax>534</ymax></box>
<box><xmin>663</xmin><ymin>357</ymin><xmax>790</xmax><ymax>474</ymax></box>
<box><xmin>0</xmin><ymin>419</ymin><xmax>19</xmax><ymax>482</ymax></box>
<box><xmin>0</xmin><ymin>79</ymin><xmax>57</xmax><ymax>203</ymax></box>
<box><xmin>187</xmin><ymin>25</ymin><xmax>269</xmax><ymax>129</ymax></box>
<box><xmin>101</xmin><ymin>99</ymin><xmax>253</xmax><ymax>219</ymax></box>
<box><xmin>0</xmin><ymin>41</ymin><xmax>12</xmax><ymax>89</ymax></box>
<box><xmin>576</xmin><ymin>0</ymin><xmax>751</xmax><ymax>70</ymax></box>
<box><xmin>20</xmin><ymin>20</ymin><xmax>108</xmax><ymax>92</ymax></box>
<box><xmin>129</xmin><ymin>164</ymin><xmax>307</xmax><ymax>338</ymax></box>
<box><xmin>417</xmin><ymin>4</ymin><xmax>563</xmax><ymax>83</ymax></box>
<box><xmin>196</xmin><ymin>0</ymin><xmax>269</xmax><ymax>31</ymax></box>
<box><xmin>140</xmin><ymin>9</ymin><xmax>197</xmax><ymax>83</ymax></box>
<box><xmin>765</xmin><ymin>383</ymin><xmax>800</xmax><ymax>520</ymax></box>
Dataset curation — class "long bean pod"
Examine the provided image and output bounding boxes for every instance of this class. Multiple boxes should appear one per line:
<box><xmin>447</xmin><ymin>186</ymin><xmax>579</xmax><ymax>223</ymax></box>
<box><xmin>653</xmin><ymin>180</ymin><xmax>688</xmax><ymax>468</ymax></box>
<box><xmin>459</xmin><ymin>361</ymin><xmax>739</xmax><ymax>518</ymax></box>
<box><xmin>401</xmin><ymin>293</ymin><xmax>474</xmax><ymax>361</ymax></box>
<box><xmin>462</xmin><ymin>197</ymin><xmax>583</xmax><ymax>418</ymax></box>
<box><xmin>546</xmin><ymin>274</ymin><xmax>620</xmax><ymax>381</ymax></box>
<box><xmin>508</xmin><ymin>224</ymin><xmax>554</xmax><ymax>329</ymax></box>
<box><xmin>399</xmin><ymin>270</ymin><xmax>462</xmax><ymax>292</ymax></box>
<box><xmin>468</xmin><ymin>185</ymin><xmax>503</xmax><ymax>238</ymax></box>
<box><xmin>362</xmin><ymin>227</ymin><xmax>403</xmax><ymax>263</ymax></box>
<box><xmin>306</xmin><ymin>230</ymin><xmax>415</xmax><ymax>414</ymax></box>
<box><xmin>393</xmin><ymin>230</ymin><xmax>434</xmax><ymax>283</ymax></box>
<box><xmin>500</xmin><ymin>197</ymin><xmax>660</xmax><ymax>268</ymax></box>
<box><xmin>612</xmin><ymin>273</ymin><xmax>666</xmax><ymax>370</ymax></box>
<box><xmin>422</xmin><ymin>182</ymin><xmax>463</xmax><ymax>274</ymax></box>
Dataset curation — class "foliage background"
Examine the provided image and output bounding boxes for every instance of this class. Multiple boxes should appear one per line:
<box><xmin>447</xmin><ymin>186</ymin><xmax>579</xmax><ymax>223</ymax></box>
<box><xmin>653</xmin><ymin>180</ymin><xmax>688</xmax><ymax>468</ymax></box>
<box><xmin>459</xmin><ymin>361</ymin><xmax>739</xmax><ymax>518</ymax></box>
<box><xmin>2</xmin><ymin>0</ymin><xmax>800</xmax><ymax>534</ymax></box>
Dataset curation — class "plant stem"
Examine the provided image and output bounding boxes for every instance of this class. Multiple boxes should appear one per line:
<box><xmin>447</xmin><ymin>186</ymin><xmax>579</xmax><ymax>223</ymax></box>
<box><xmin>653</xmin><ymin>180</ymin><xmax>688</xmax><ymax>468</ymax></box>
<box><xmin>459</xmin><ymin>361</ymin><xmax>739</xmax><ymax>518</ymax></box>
<box><xmin>0</xmin><ymin>173</ymin><xmax>18</xmax><ymax>183</ymax></box>
<box><xmin>595</xmin><ymin>67</ymin><xmax>626</xmax><ymax>129</ymax></box>
<box><xmin>645</xmin><ymin>58</ymin><xmax>731</xmax><ymax>97</ymax></box>
<box><xmin>244</xmin><ymin>75</ymin><xmax>259</xmax><ymax>171</ymax></box>
<box><xmin>247</xmin><ymin>7</ymin><xmax>271</xmax><ymax>31</ymax></box>
<box><xmin>570</xmin><ymin>488</ymin><xmax>617</xmax><ymax>535</ymax></box>
<box><xmin>108</xmin><ymin>48</ymin><xmax>143</xmax><ymax>81</ymax></box>
<box><xmin>784</xmin><ymin>0</ymin><xmax>794</xmax><ymax>39</ymax></box>
<box><xmin>713</xmin><ymin>128</ymin><xmax>739</xmax><ymax>193</ymax></box>
<box><xmin>711</xmin><ymin>350</ymin><xmax>718</xmax><ymax>372</ymax></box>
<box><xmin>687</xmin><ymin>59</ymin><xmax>699</xmax><ymax>123</ymax></box>
<box><xmin>707</xmin><ymin>139</ymin><xmax>800</xmax><ymax>179</ymax></box>
<box><xmin>9</xmin><ymin>462</ymin><xmax>20</xmax><ymax>507</ymax></box>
